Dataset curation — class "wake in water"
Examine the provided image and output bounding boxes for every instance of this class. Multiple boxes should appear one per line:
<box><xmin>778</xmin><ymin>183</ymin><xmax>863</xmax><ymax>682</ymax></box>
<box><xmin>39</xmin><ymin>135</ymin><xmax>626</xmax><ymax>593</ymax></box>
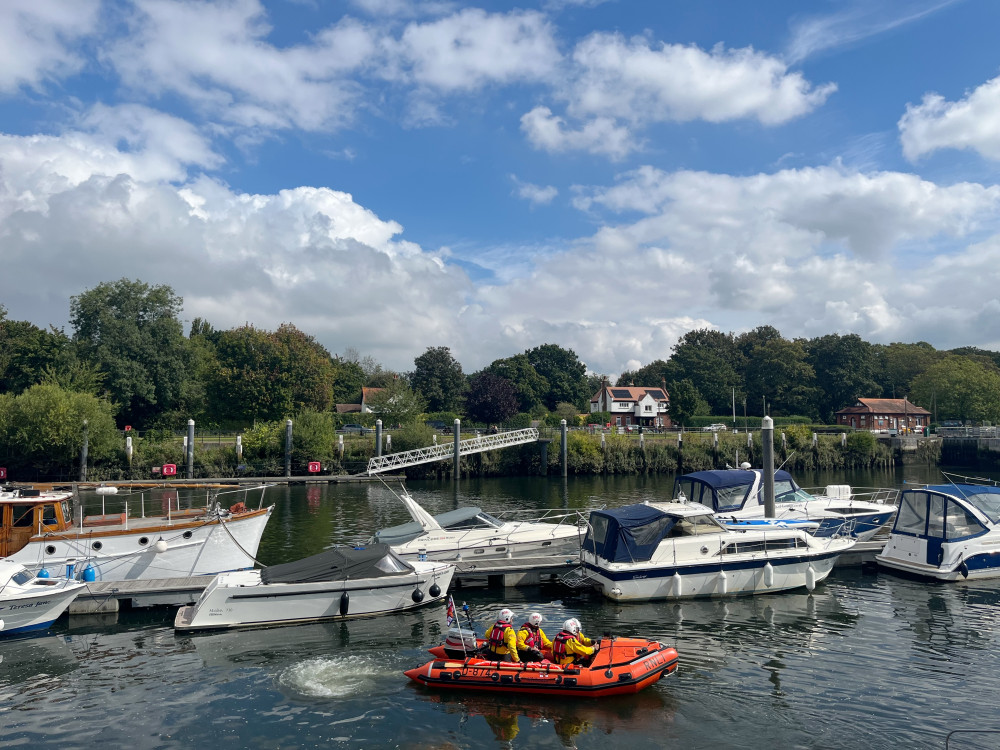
<box><xmin>278</xmin><ymin>654</ymin><xmax>395</xmax><ymax>698</ymax></box>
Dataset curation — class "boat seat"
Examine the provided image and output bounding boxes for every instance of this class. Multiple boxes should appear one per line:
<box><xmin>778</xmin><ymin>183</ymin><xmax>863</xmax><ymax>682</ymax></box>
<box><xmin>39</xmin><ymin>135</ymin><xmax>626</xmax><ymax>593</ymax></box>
<box><xmin>83</xmin><ymin>513</ymin><xmax>126</xmax><ymax>527</ymax></box>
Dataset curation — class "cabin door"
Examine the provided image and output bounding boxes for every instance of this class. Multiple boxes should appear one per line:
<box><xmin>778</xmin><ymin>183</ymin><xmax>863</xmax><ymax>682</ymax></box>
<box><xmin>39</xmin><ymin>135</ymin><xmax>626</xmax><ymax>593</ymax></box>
<box><xmin>0</xmin><ymin>504</ymin><xmax>37</xmax><ymax>557</ymax></box>
<box><xmin>924</xmin><ymin>494</ymin><xmax>946</xmax><ymax>567</ymax></box>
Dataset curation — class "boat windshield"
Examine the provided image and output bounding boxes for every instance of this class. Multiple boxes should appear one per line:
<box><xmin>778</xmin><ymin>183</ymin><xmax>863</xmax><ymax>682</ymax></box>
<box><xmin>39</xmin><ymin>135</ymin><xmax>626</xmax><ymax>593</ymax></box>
<box><xmin>444</xmin><ymin>513</ymin><xmax>503</xmax><ymax>530</ymax></box>
<box><xmin>664</xmin><ymin>514</ymin><xmax>726</xmax><ymax>537</ymax></box>
<box><xmin>754</xmin><ymin>480</ymin><xmax>813</xmax><ymax>505</ymax></box>
<box><xmin>958</xmin><ymin>492</ymin><xmax>1000</xmax><ymax>524</ymax></box>
<box><xmin>374</xmin><ymin>553</ymin><xmax>413</xmax><ymax>574</ymax></box>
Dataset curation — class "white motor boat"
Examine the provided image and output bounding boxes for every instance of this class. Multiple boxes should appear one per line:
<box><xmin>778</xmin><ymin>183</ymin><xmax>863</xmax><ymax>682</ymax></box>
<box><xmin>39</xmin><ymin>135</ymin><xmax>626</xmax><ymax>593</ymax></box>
<box><xmin>877</xmin><ymin>481</ymin><xmax>1000</xmax><ymax>581</ymax></box>
<box><xmin>673</xmin><ymin>469</ymin><xmax>898</xmax><ymax>542</ymax></box>
<box><xmin>580</xmin><ymin>500</ymin><xmax>855</xmax><ymax>601</ymax></box>
<box><xmin>1</xmin><ymin>484</ymin><xmax>274</xmax><ymax>582</ymax></box>
<box><xmin>372</xmin><ymin>490</ymin><xmax>582</xmax><ymax>561</ymax></box>
<box><xmin>0</xmin><ymin>559</ymin><xmax>85</xmax><ymax>636</ymax></box>
<box><xmin>174</xmin><ymin>543</ymin><xmax>454</xmax><ymax>632</ymax></box>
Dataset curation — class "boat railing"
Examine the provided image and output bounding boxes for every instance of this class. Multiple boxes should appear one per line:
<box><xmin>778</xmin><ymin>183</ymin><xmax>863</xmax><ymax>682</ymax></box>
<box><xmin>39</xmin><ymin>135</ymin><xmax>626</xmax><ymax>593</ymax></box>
<box><xmin>487</xmin><ymin>508</ymin><xmax>588</xmax><ymax>528</ymax></box>
<box><xmin>802</xmin><ymin>486</ymin><xmax>900</xmax><ymax>505</ymax></box>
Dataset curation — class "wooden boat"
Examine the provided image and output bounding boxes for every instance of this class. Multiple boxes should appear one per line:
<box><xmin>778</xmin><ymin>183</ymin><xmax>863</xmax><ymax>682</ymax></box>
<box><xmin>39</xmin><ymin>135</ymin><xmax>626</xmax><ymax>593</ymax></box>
<box><xmin>405</xmin><ymin>635</ymin><xmax>678</xmax><ymax>697</ymax></box>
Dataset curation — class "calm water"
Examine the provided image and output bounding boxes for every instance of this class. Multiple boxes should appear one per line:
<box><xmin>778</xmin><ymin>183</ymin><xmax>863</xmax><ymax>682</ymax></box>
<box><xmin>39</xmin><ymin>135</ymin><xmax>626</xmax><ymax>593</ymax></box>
<box><xmin>4</xmin><ymin>468</ymin><xmax>1000</xmax><ymax>749</ymax></box>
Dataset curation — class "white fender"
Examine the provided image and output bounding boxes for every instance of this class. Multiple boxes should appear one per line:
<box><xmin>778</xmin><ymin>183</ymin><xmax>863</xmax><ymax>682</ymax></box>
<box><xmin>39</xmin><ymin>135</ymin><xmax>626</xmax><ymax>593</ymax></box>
<box><xmin>671</xmin><ymin>572</ymin><xmax>683</xmax><ymax>597</ymax></box>
<box><xmin>718</xmin><ymin>570</ymin><xmax>728</xmax><ymax>595</ymax></box>
<box><xmin>805</xmin><ymin>564</ymin><xmax>816</xmax><ymax>591</ymax></box>
<box><xmin>763</xmin><ymin>562</ymin><xmax>774</xmax><ymax>588</ymax></box>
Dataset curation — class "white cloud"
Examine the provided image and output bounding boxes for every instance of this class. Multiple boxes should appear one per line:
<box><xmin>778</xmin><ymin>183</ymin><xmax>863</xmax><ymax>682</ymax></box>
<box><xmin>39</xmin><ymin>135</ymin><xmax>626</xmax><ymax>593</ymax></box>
<box><xmin>106</xmin><ymin>0</ymin><xmax>375</xmax><ymax>132</ymax></box>
<box><xmin>521</xmin><ymin>106</ymin><xmax>637</xmax><ymax>160</ymax></box>
<box><xmin>899</xmin><ymin>75</ymin><xmax>1000</xmax><ymax>161</ymax></box>
<box><xmin>0</xmin><ymin>0</ymin><xmax>100</xmax><ymax>94</ymax></box>
<box><xmin>511</xmin><ymin>175</ymin><xmax>558</xmax><ymax>206</ymax></box>
<box><xmin>388</xmin><ymin>8</ymin><xmax>560</xmax><ymax>91</ymax></box>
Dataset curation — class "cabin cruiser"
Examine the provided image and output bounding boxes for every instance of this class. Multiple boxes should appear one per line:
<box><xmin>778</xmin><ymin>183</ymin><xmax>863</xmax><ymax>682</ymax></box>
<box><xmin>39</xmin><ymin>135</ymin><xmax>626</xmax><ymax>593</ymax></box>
<box><xmin>876</xmin><ymin>482</ymin><xmax>1000</xmax><ymax>581</ymax></box>
<box><xmin>0</xmin><ymin>559</ymin><xmax>84</xmax><ymax>636</ymax></box>
<box><xmin>580</xmin><ymin>500</ymin><xmax>854</xmax><ymax>601</ymax></box>
<box><xmin>372</xmin><ymin>490</ymin><xmax>582</xmax><ymax>561</ymax></box>
<box><xmin>174</xmin><ymin>543</ymin><xmax>454</xmax><ymax>632</ymax></box>
<box><xmin>1</xmin><ymin>484</ymin><xmax>273</xmax><ymax>582</ymax></box>
<box><xmin>673</xmin><ymin>469</ymin><xmax>897</xmax><ymax>542</ymax></box>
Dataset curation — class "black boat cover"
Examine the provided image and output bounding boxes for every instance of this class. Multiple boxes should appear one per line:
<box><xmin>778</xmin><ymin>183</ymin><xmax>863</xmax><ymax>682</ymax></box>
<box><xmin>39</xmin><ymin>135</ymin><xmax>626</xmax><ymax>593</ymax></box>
<box><xmin>260</xmin><ymin>543</ymin><xmax>413</xmax><ymax>584</ymax></box>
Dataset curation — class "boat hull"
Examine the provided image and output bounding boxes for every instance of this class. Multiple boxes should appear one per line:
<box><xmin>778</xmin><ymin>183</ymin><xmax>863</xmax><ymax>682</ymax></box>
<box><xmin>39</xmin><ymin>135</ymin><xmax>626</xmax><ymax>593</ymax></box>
<box><xmin>392</xmin><ymin>530</ymin><xmax>580</xmax><ymax>562</ymax></box>
<box><xmin>10</xmin><ymin>506</ymin><xmax>273</xmax><ymax>582</ymax></box>
<box><xmin>876</xmin><ymin>549</ymin><xmax>1000</xmax><ymax>582</ymax></box>
<box><xmin>0</xmin><ymin>582</ymin><xmax>83</xmax><ymax>635</ymax></box>
<box><xmin>175</xmin><ymin>561</ymin><xmax>454</xmax><ymax>632</ymax></box>
<box><xmin>406</xmin><ymin>637</ymin><xmax>678</xmax><ymax>698</ymax></box>
<box><xmin>583</xmin><ymin>545</ymin><xmax>850</xmax><ymax>601</ymax></box>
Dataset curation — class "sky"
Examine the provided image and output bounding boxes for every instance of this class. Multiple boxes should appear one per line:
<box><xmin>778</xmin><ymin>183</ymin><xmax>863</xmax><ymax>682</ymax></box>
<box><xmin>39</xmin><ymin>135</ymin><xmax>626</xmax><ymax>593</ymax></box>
<box><xmin>2</xmin><ymin>0</ymin><xmax>1000</xmax><ymax>378</ymax></box>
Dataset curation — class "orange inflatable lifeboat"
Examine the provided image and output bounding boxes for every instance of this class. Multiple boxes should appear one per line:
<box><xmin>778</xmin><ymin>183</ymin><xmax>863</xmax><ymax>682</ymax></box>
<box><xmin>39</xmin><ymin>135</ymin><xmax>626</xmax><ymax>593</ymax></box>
<box><xmin>406</xmin><ymin>636</ymin><xmax>678</xmax><ymax>698</ymax></box>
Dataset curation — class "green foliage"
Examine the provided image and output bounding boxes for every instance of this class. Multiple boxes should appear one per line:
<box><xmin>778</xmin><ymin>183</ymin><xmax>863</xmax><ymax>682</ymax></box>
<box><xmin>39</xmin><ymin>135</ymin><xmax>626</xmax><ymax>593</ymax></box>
<box><xmin>291</xmin><ymin>410</ymin><xmax>337</xmax><ymax>462</ymax></box>
<box><xmin>910</xmin><ymin>355</ymin><xmax>1000</xmax><ymax>423</ymax></box>
<box><xmin>466</xmin><ymin>371</ymin><xmax>519</xmax><ymax>424</ymax></box>
<box><xmin>806</xmin><ymin>334</ymin><xmax>880</xmax><ymax>422</ymax></box>
<box><xmin>412</xmin><ymin>346</ymin><xmax>466</xmax><ymax>413</ymax></box>
<box><xmin>240</xmin><ymin>420</ymin><xmax>285</xmax><ymax>459</ymax></box>
<box><xmin>486</xmin><ymin>354</ymin><xmax>549</xmax><ymax>413</ymax></box>
<box><xmin>503</xmin><ymin>413</ymin><xmax>533</xmax><ymax>428</ymax></box>
<box><xmin>364</xmin><ymin>377</ymin><xmax>427</xmax><ymax>426</ymax></box>
<box><xmin>0</xmin><ymin>384</ymin><xmax>119</xmax><ymax>476</ymax></box>
<box><xmin>663</xmin><ymin>330</ymin><xmax>741</xmax><ymax>416</ymax></box>
<box><xmin>0</xmin><ymin>315</ymin><xmax>72</xmax><ymax>395</ymax></box>
<box><xmin>525</xmin><ymin>344</ymin><xmax>589</xmax><ymax>410</ymax></box>
<box><xmin>844</xmin><ymin>431</ymin><xmax>878</xmax><ymax>463</ymax></box>
<box><xmin>668</xmin><ymin>379</ymin><xmax>706</xmax><ymax>426</ymax></box>
<box><xmin>783</xmin><ymin>424</ymin><xmax>814</xmax><ymax>451</ymax></box>
<box><xmin>589</xmin><ymin>411</ymin><xmax>612</xmax><ymax>425</ymax></box>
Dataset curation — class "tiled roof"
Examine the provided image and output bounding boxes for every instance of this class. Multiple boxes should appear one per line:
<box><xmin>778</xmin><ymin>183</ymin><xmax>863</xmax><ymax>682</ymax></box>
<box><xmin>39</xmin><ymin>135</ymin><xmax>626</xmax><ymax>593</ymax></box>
<box><xmin>836</xmin><ymin>398</ymin><xmax>930</xmax><ymax>415</ymax></box>
<box><xmin>590</xmin><ymin>386</ymin><xmax>670</xmax><ymax>403</ymax></box>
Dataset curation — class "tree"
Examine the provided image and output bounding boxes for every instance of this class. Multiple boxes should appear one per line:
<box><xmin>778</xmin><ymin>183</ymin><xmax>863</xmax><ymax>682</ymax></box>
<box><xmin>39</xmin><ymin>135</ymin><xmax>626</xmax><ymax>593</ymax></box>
<box><xmin>272</xmin><ymin>324</ymin><xmax>335</xmax><ymax>413</ymax></box>
<box><xmin>525</xmin><ymin>344</ymin><xmax>589</xmax><ymax>410</ymax></box>
<box><xmin>663</xmin><ymin>330</ymin><xmax>742</xmax><ymax>415</ymax></box>
<box><xmin>0</xmin><ymin>308</ymin><xmax>73</xmax><ymax>395</ymax></box>
<box><xmin>364</xmin><ymin>377</ymin><xmax>426</xmax><ymax>426</ymax></box>
<box><xmin>668</xmin><ymin>379</ymin><xmax>707</xmax><ymax>427</ymax></box>
<box><xmin>331</xmin><ymin>356</ymin><xmax>366</xmax><ymax>405</ymax></box>
<box><xmin>411</xmin><ymin>346</ymin><xmax>466</xmax><ymax>413</ymax></box>
<box><xmin>910</xmin><ymin>356</ymin><xmax>1000</xmax><ymax>423</ymax></box>
<box><xmin>617</xmin><ymin>359</ymin><xmax>669</xmax><ymax>389</ymax></box>
<box><xmin>70</xmin><ymin>279</ymin><xmax>189</xmax><ymax>425</ymax></box>
<box><xmin>486</xmin><ymin>354</ymin><xmax>549</xmax><ymax>413</ymax></box>
<box><xmin>875</xmin><ymin>341</ymin><xmax>940</xmax><ymax>398</ymax></box>
<box><xmin>466</xmin><ymin>372</ymin><xmax>519</xmax><ymax>424</ymax></box>
<box><xmin>742</xmin><ymin>336</ymin><xmax>818</xmax><ymax>418</ymax></box>
<box><xmin>806</xmin><ymin>334</ymin><xmax>880</xmax><ymax>422</ymax></box>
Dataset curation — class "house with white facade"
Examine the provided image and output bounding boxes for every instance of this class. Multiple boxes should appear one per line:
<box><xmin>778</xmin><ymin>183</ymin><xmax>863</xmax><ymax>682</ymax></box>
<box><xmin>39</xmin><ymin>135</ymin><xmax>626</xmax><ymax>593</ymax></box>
<box><xmin>590</xmin><ymin>385</ymin><xmax>671</xmax><ymax>429</ymax></box>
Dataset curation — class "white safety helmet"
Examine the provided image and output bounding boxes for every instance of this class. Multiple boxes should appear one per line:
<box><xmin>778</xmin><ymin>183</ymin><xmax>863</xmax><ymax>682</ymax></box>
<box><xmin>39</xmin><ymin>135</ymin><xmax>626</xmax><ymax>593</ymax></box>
<box><xmin>527</xmin><ymin>612</ymin><xmax>543</xmax><ymax>627</ymax></box>
<box><xmin>563</xmin><ymin>618</ymin><xmax>581</xmax><ymax>635</ymax></box>
<box><xmin>498</xmin><ymin>608</ymin><xmax>514</xmax><ymax>622</ymax></box>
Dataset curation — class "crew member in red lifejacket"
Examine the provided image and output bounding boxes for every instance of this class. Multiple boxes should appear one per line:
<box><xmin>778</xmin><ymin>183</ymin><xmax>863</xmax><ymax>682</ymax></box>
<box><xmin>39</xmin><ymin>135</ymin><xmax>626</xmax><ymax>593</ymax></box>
<box><xmin>483</xmin><ymin>608</ymin><xmax>520</xmax><ymax>662</ymax></box>
<box><xmin>517</xmin><ymin>612</ymin><xmax>552</xmax><ymax>662</ymax></box>
<box><xmin>551</xmin><ymin>618</ymin><xmax>596</xmax><ymax>666</ymax></box>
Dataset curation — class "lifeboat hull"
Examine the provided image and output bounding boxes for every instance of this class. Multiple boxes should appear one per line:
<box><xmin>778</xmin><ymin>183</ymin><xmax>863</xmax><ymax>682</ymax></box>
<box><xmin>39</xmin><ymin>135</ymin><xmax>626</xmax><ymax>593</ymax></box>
<box><xmin>407</xmin><ymin>637</ymin><xmax>678</xmax><ymax>698</ymax></box>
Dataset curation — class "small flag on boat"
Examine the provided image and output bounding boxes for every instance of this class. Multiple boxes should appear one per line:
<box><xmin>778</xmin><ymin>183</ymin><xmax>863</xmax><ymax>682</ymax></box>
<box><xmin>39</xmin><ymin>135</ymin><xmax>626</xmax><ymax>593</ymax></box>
<box><xmin>446</xmin><ymin>596</ymin><xmax>457</xmax><ymax>627</ymax></box>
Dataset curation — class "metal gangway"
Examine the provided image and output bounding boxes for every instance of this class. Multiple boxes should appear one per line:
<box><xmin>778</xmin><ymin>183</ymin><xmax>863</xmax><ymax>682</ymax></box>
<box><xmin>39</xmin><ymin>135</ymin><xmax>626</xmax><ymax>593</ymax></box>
<box><xmin>366</xmin><ymin>428</ymin><xmax>539</xmax><ymax>475</ymax></box>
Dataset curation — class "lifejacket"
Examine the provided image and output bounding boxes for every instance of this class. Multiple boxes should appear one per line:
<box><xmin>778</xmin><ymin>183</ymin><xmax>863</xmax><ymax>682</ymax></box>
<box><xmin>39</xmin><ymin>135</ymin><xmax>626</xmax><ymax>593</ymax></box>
<box><xmin>552</xmin><ymin>629</ymin><xmax>575</xmax><ymax>660</ymax></box>
<box><xmin>487</xmin><ymin>620</ymin><xmax>513</xmax><ymax>651</ymax></box>
<box><xmin>520</xmin><ymin>623</ymin><xmax>541</xmax><ymax>650</ymax></box>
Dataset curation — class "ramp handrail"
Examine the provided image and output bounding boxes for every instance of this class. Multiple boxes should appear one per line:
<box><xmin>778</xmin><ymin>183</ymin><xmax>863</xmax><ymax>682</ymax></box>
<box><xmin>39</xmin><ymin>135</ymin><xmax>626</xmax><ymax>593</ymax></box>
<box><xmin>366</xmin><ymin>428</ymin><xmax>539</xmax><ymax>475</ymax></box>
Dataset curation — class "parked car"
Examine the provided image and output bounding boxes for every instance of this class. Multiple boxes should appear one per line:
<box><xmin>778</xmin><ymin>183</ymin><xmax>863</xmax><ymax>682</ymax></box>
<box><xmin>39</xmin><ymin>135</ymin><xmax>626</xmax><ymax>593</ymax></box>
<box><xmin>341</xmin><ymin>424</ymin><xmax>373</xmax><ymax>434</ymax></box>
<box><xmin>703</xmin><ymin>423</ymin><xmax>729</xmax><ymax>432</ymax></box>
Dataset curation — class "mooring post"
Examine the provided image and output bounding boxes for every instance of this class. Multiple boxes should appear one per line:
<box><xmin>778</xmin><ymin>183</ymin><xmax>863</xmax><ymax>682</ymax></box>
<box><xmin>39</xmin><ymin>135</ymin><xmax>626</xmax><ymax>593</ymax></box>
<box><xmin>79</xmin><ymin>419</ymin><xmax>89</xmax><ymax>482</ymax></box>
<box><xmin>453</xmin><ymin>419</ymin><xmax>461</xmax><ymax>480</ymax></box>
<box><xmin>337</xmin><ymin>434</ymin><xmax>344</xmax><ymax>459</ymax></box>
<box><xmin>284</xmin><ymin>419</ymin><xmax>292</xmax><ymax>478</ymax></box>
<box><xmin>763</xmin><ymin>416</ymin><xmax>775</xmax><ymax>518</ymax></box>
<box><xmin>561</xmin><ymin>420</ymin><xmax>568</xmax><ymax>478</ymax></box>
<box><xmin>376</xmin><ymin>419</ymin><xmax>383</xmax><ymax>458</ymax></box>
<box><xmin>187</xmin><ymin>419</ymin><xmax>196</xmax><ymax>479</ymax></box>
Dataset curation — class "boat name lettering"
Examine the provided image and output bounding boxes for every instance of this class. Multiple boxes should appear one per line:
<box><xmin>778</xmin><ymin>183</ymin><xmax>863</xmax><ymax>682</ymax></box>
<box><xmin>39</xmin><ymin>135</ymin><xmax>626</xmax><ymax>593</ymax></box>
<box><xmin>640</xmin><ymin>652</ymin><xmax>666</xmax><ymax>671</ymax></box>
<box><xmin>9</xmin><ymin>601</ymin><xmax>46</xmax><ymax>611</ymax></box>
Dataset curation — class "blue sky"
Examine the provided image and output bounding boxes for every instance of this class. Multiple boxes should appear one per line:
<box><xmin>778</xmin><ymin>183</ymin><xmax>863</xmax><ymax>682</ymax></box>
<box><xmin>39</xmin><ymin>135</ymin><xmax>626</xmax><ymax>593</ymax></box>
<box><xmin>2</xmin><ymin>0</ymin><xmax>1000</xmax><ymax>377</ymax></box>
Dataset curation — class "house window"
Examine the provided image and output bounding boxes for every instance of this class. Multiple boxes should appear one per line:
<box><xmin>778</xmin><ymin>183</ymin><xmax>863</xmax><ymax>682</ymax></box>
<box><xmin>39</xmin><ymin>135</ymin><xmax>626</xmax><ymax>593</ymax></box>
<box><xmin>644</xmin><ymin>404</ymin><xmax>652</xmax><ymax>412</ymax></box>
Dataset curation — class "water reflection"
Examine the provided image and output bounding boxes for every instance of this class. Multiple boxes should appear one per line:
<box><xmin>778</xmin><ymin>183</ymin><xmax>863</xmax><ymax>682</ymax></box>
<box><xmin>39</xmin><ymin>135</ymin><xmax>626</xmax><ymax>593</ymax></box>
<box><xmin>0</xmin><ymin>634</ymin><xmax>78</xmax><ymax>687</ymax></box>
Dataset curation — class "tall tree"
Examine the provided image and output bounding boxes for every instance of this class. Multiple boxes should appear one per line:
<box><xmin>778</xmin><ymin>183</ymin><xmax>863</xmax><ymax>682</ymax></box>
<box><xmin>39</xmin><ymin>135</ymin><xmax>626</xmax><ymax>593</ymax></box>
<box><xmin>411</xmin><ymin>346</ymin><xmax>466</xmax><ymax>412</ymax></box>
<box><xmin>0</xmin><ymin>307</ymin><xmax>73</xmax><ymax>395</ymax></box>
<box><xmin>486</xmin><ymin>354</ymin><xmax>549</xmax><ymax>413</ymax></box>
<box><xmin>70</xmin><ymin>279</ymin><xmax>189</xmax><ymax>425</ymax></box>
<box><xmin>617</xmin><ymin>359</ymin><xmax>670</xmax><ymax>389</ymax></box>
<box><xmin>663</xmin><ymin>330</ymin><xmax>742</xmax><ymax>416</ymax></box>
<box><xmin>331</xmin><ymin>355</ymin><xmax>366</xmax><ymax>405</ymax></box>
<box><xmin>874</xmin><ymin>341</ymin><xmax>940</xmax><ymax>398</ymax></box>
<box><xmin>364</xmin><ymin>377</ymin><xmax>426</xmax><ymax>426</ymax></box>
<box><xmin>806</xmin><ymin>334</ymin><xmax>880</xmax><ymax>422</ymax></box>
<box><xmin>910</xmin><ymin>355</ymin><xmax>1000</xmax><ymax>423</ymax></box>
<box><xmin>668</xmin><ymin>379</ymin><xmax>707</xmax><ymax>427</ymax></box>
<box><xmin>466</xmin><ymin>372</ymin><xmax>519</xmax><ymax>424</ymax></box>
<box><xmin>742</xmin><ymin>336</ymin><xmax>818</xmax><ymax>418</ymax></box>
<box><xmin>525</xmin><ymin>343</ymin><xmax>589</xmax><ymax>410</ymax></box>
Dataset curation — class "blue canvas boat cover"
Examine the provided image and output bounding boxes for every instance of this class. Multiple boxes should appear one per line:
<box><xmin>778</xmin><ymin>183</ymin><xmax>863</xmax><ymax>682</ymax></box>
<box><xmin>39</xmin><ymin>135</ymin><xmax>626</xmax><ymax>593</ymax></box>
<box><xmin>583</xmin><ymin>503</ymin><xmax>678</xmax><ymax>563</ymax></box>
<box><xmin>673</xmin><ymin>470</ymin><xmax>796</xmax><ymax>512</ymax></box>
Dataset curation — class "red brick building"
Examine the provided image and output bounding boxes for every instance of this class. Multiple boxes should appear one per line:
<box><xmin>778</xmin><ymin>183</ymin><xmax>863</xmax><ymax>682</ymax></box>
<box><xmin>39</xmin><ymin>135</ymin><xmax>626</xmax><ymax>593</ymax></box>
<box><xmin>835</xmin><ymin>397</ymin><xmax>931</xmax><ymax>434</ymax></box>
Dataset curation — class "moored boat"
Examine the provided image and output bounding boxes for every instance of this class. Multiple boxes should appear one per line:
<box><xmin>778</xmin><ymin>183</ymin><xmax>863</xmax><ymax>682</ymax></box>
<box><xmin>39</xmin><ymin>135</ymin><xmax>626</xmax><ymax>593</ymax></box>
<box><xmin>1</xmin><ymin>484</ymin><xmax>274</xmax><ymax>583</ymax></box>
<box><xmin>876</xmin><ymin>481</ymin><xmax>1000</xmax><ymax>581</ymax></box>
<box><xmin>175</xmin><ymin>543</ymin><xmax>454</xmax><ymax>632</ymax></box>
<box><xmin>372</xmin><ymin>488</ymin><xmax>582</xmax><ymax>561</ymax></box>
<box><xmin>580</xmin><ymin>500</ymin><xmax>854</xmax><ymax>601</ymax></box>
<box><xmin>0</xmin><ymin>559</ymin><xmax>85</xmax><ymax>636</ymax></box>
<box><xmin>405</xmin><ymin>635</ymin><xmax>678</xmax><ymax>697</ymax></box>
<box><xmin>673</xmin><ymin>469</ymin><xmax>897</xmax><ymax>541</ymax></box>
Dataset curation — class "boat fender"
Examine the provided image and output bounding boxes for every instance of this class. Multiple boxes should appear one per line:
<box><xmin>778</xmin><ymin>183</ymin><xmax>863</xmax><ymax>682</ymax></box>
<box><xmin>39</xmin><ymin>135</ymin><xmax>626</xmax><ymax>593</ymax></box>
<box><xmin>718</xmin><ymin>570</ymin><xmax>728</xmax><ymax>595</ymax></box>
<box><xmin>805</xmin><ymin>565</ymin><xmax>816</xmax><ymax>592</ymax></box>
<box><xmin>83</xmin><ymin>565</ymin><xmax>97</xmax><ymax>582</ymax></box>
<box><xmin>154</xmin><ymin>539</ymin><xmax>168</xmax><ymax>554</ymax></box>
<box><xmin>763</xmin><ymin>562</ymin><xmax>774</xmax><ymax>588</ymax></box>
<box><xmin>412</xmin><ymin>589</ymin><xmax>425</xmax><ymax>603</ymax></box>
<box><xmin>340</xmin><ymin>592</ymin><xmax>350</xmax><ymax>616</ymax></box>
<box><xmin>960</xmin><ymin>561</ymin><xmax>970</xmax><ymax>579</ymax></box>
<box><xmin>37</xmin><ymin>568</ymin><xmax>50</xmax><ymax>579</ymax></box>
<box><xmin>429</xmin><ymin>583</ymin><xmax>441</xmax><ymax>597</ymax></box>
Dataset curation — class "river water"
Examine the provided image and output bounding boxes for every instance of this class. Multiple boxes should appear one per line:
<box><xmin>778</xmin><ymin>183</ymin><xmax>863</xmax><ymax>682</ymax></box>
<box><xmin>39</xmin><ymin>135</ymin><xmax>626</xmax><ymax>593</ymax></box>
<box><xmin>4</xmin><ymin>468</ymin><xmax>1000</xmax><ymax>749</ymax></box>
